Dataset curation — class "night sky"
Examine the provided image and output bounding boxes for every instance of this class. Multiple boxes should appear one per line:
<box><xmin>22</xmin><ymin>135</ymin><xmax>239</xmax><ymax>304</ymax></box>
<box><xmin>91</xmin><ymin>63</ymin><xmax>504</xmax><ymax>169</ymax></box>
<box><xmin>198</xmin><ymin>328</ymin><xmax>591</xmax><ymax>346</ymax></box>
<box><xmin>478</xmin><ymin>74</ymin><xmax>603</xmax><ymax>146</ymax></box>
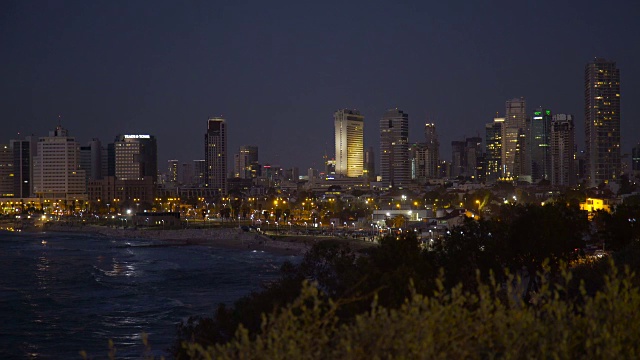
<box><xmin>2</xmin><ymin>0</ymin><xmax>639</xmax><ymax>171</ymax></box>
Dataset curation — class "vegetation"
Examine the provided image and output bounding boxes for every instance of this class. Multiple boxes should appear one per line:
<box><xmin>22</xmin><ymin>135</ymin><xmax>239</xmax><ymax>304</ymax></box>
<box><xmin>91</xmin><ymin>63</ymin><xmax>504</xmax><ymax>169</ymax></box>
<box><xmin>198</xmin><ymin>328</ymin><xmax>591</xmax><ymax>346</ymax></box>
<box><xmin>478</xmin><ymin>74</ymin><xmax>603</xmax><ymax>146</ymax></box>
<box><xmin>184</xmin><ymin>264</ymin><xmax>640</xmax><ymax>359</ymax></box>
<box><xmin>173</xmin><ymin>202</ymin><xmax>640</xmax><ymax>359</ymax></box>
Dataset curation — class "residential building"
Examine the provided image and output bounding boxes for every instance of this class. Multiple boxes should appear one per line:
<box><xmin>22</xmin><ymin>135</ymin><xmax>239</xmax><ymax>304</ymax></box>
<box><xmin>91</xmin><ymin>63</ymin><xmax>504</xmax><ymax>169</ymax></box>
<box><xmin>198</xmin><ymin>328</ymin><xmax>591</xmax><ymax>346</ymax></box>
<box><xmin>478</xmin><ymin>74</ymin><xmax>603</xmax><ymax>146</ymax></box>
<box><xmin>585</xmin><ymin>58</ymin><xmax>621</xmax><ymax>187</ymax></box>
<box><xmin>204</xmin><ymin>117</ymin><xmax>227</xmax><ymax>195</ymax></box>
<box><xmin>380</xmin><ymin>108</ymin><xmax>410</xmax><ymax>187</ymax></box>
<box><xmin>550</xmin><ymin>114</ymin><xmax>576</xmax><ymax>186</ymax></box>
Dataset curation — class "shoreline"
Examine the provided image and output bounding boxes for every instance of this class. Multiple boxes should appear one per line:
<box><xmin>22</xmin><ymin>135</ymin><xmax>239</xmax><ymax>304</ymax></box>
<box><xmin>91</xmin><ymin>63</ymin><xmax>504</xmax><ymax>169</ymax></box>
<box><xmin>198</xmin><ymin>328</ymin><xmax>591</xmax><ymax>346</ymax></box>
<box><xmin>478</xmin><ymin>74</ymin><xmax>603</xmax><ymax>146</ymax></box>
<box><xmin>31</xmin><ymin>225</ymin><xmax>377</xmax><ymax>256</ymax></box>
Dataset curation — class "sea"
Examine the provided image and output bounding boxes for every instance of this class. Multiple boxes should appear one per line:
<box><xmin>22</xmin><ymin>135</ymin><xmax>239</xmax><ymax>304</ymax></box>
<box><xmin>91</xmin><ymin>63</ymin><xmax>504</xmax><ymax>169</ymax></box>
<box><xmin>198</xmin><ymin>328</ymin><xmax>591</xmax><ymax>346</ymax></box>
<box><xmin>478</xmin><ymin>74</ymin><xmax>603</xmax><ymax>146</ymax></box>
<box><xmin>0</xmin><ymin>231</ymin><xmax>300</xmax><ymax>359</ymax></box>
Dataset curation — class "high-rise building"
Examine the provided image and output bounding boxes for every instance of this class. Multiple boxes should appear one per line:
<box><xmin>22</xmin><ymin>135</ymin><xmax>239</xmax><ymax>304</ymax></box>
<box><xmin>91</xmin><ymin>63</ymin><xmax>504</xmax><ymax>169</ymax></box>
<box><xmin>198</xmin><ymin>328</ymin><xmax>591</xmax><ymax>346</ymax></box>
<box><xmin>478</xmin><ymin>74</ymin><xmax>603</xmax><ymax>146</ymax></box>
<box><xmin>79</xmin><ymin>139</ymin><xmax>104</xmax><ymax>183</ymax></box>
<box><xmin>364</xmin><ymin>146</ymin><xmax>375</xmax><ymax>180</ymax></box>
<box><xmin>423</xmin><ymin>123</ymin><xmax>440</xmax><ymax>178</ymax></box>
<box><xmin>530</xmin><ymin>108</ymin><xmax>552</xmax><ymax>182</ymax></box>
<box><xmin>451</xmin><ymin>140</ymin><xmax>465</xmax><ymax>178</ymax></box>
<box><xmin>179</xmin><ymin>162</ymin><xmax>194</xmax><ymax>185</ymax></box>
<box><xmin>32</xmin><ymin>126</ymin><xmax>86</xmax><ymax>201</ymax></box>
<box><xmin>204</xmin><ymin>117</ymin><xmax>227</xmax><ymax>195</ymax></box>
<box><xmin>485</xmin><ymin>117</ymin><xmax>504</xmax><ymax>183</ymax></box>
<box><xmin>114</xmin><ymin>134</ymin><xmax>158</xmax><ymax>182</ymax></box>
<box><xmin>451</xmin><ymin>137</ymin><xmax>482</xmax><ymax>180</ymax></box>
<box><xmin>380</xmin><ymin>108</ymin><xmax>410</xmax><ymax>187</ymax></box>
<box><xmin>0</xmin><ymin>144</ymin><xmax>13</xmax><ymax>197</ymax></box>
<box><xmin>502</xmin><ymin>97</ymin><xmax>527</xmax><ymax>178</ymax></box>
<box><xmin>10</xmin><ymin>136</ymin><xmax>37</xmax><ymax>198</ymax></box>
<box><xmin>632</xmin><ymin>144</ymin><xmax>640</xmax><ymax>179</ymax></box>
<box><xmin>585</xmin><ymin>58</ymin><xmax>621</xmax><ymax>187</ymax></box>
<box><xmin>334</xmin><ymin>109</ymin><xmax>364</xmax><ymax>177</ymax></box>
<box><xmin>193</xmin><ymin>160</ymin><xmax>206</xmax><ymax>186</ymax></box>
<box><xmin>551</xmin><ymin>114</ymin><xmax>576</xmax><ymax>186</ymax></box>
<box><xmin>167</xmin><ymin>160</ymin><xmax>179</xmax><ymax>186</ymax></box>
<box><xmin>234</xmin><ymin>145</ymin><xmax>259</xmax><ymax>179</ymax></box>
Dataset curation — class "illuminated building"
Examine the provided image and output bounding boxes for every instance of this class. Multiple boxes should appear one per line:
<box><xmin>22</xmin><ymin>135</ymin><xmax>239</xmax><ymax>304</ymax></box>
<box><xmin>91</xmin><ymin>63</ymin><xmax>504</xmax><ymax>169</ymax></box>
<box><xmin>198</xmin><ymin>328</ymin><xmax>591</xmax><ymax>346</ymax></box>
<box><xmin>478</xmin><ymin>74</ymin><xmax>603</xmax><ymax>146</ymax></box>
<box><xmin>364</xmin><ymin>146</ymin><xmax>375</xmax><ymax>180</ymax></box>
<box><xmin>380</xmin><ymin>108</ymin><xmax>410</xmax><ymax>187</ymax></box>
<box><xmin>234</xmin><ymin>145</ymin><xmax>258</xmax><ymax>179</ymax></box>
<box><xmin>551</xmin><ymin>114</ymin><xmax>576</xmax><ymax>186</ymax></box>
<box><xmin>204</xmin><ymin>117</ymin><xmax>227</xmax><ymax>195</ymax></box>
<box><xmin>114</xmin><ymin>134</ymin><xmax>158</xmax><ymax>182</ymax></box>
<box><xmin>334</xmin><ymin>109</ymin><xmax>364</xmax><ymax>177</ymax></box>
<box><xmin>585</xmin><ymin>58</ymin><xmax>621</xmax><ymax>187</ymax></box>
<box><xmin>502</xmin><ymin>97</ymin><xmax>527</xmax><ymax>178</ymax></box>
<box><xmin>485</xmin><ymin>117</ymin><xmax>503</xmax><ymax>183</ymax></box>
<box><xmin>451</xmin><ymin>137</ymin><xmax>482</xmax><ymax>180</ymax></box>
<box><xmin>632</xmin><ymin>144</ymin><xmax>640</xmax><ymax>179</ymax></box>
<box><xmin>32</xmin><ymin>126</ymin><xmax>86</xmax><ymax>201</ymax></box>
<box><xmin>10</xmin><ymin>136</ymin><xmax>37</xmax><ymax>198</ymax></box>
<box><xmin>0</xmin><ymin>144</ymin><xmax>13</xmax><ymax>197</ymax></box>
<box><xmin>167</xmin><ymin>160</ymin><xmax>179</xmax><ymax>186</ymax></box>
<box><xmin>530</xmin><ymin>108</ymin><xmax>552</xmax><ymax>182</ymax></box>
<box><xmin>193</xmin><ymin>160</ymin><xmax>205</xmax><ymax>186</ymax></box>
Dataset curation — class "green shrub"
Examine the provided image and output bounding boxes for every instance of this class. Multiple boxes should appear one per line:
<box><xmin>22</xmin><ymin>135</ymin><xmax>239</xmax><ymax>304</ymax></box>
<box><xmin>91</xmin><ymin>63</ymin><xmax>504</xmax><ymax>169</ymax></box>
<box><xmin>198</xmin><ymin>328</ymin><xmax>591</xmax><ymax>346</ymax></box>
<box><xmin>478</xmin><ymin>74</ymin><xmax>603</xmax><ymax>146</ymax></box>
<box><xmin>183</xmin><ymin>263</ymin><xmax>640</xmax><ymax>359</ymax></box>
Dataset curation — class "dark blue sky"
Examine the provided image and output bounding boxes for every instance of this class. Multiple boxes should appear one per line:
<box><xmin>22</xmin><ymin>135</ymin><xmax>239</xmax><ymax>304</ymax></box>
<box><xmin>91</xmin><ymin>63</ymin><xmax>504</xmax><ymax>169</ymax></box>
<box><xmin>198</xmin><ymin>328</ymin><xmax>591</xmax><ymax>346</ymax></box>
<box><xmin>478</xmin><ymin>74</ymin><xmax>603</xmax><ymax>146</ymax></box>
<box><xmin>2</xmin><ymin>0</ymin><xmax>639</xmax><ymax>171</ymax></box>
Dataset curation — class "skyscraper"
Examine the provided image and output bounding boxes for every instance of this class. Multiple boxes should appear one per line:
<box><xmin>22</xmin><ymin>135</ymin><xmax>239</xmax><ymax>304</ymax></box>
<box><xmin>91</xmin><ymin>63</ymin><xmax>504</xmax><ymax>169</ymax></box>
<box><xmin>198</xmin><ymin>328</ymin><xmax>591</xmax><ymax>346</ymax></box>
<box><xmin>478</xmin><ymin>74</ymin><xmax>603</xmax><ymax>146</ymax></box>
<box><xmin>79</xmin><ymin>138</ymin><xmax>104</xmax><ymax>183</ymax></box>
<box><xmin>0</xmin><ymin>144</ymin><xmax>13</xmax><ymax>197</ymax></box>
<box><xmin>10</xmin><ymin>136</ymin><xmax>37</xmax><ymax>198</ymax></box>
<box><xmin>632</xmin><ymin>144</ymin><xmax>640</xmax><ymax>179</ymax></box>
<box><xmin>234</xmin><ymin>145</ymin><xmax>258</xmax><ymax>179</ymax></box>
<box><xmin>380</xmin><ymin>109</ymin><xmax>410</xmax><ymax>187</ymax></box>
<box><xmin>32</xmin><ymin>126</ymin><xmax>86</xmax><ymax>201</ymax></box>
<box><xmin>423</xmin><ymin>123</ymin><xmax>440</xmax><ymax>179</ymax></box>
<box><xmin>204</xmin><ymin>117</ymin><xmax>227</xmax><ymax>195</ymax></box>
<box><xmin>485</xmin><ymin>117</ymin><xmax>504</xmax><ymax>183</ymax></box>
<box><xmin>364</xmin><ymin>146</ymin><xmax>375</xmax><ymax>180</ymax></box>
<box><xmin>334</xmin><ymin>109</ymin><xmax>364</xmax><ymax>177</ymax></box>
<box><xmin>551</xmin><ymin>114</ymin><xmax>576</xmax><ymax>186</ymax></box>
<box><xmin>114</xmin><ymin>134</ymin><xmax>158</xmax><ymax>182</ymax></box>
<box><xmin>502</xmin><ymin>97</ymin><xmax>527</xmax><ymax>178</ymax></box>
<box><xmin>167</xmin><ymin>160</ymin><xmax>179</xmax><ymax>186</ymax></box>
<box><xmin>585</xmin><ymin>58</ymin><xmax>621</xmax><ymax>187</ymax></box>
<box><xmin>530</xmin><ymin>108</ymin><xmax>552</xmax><ymax>182</ymax></box>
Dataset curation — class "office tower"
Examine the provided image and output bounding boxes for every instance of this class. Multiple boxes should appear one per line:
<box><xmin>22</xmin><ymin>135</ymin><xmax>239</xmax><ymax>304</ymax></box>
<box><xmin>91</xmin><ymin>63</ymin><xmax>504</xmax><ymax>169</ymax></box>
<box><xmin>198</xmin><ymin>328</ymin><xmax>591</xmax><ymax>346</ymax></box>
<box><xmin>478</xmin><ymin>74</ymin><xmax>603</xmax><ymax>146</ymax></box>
<box><xmin>424</xmin><ymin>123</ymin><xmax>440</xmax><ymax>178</ymax></box>
<box><xmin>465</xmin><ymin>137</ymin><xmax>483</xmax><ymax>180</ymax></box>
<box><xmin>167</xmin><ymin>160</ymin><xmax>179</xmax><ymax>185</ymax></box>
<box><xmin>204</xmin><ymin>117</ymin><xmax>227</xmax><ymax>195</ymax></box>
<box><xmin>451</xmin><ymin>140</ymin><xmax>465</xmax><ymax>178</ymax></box>
<box><xmin>334</xmin><ymin>109</ymin><xmax>364</xmax><ymax>177</ymax></box>
<box><xmin>0</xmin><ymin>144</ymin><xmax>13</xmax><ymax>197</ymax></box>
<box><xmin>179</xmin><ymin>162</ymin><xmax>194</xmax><ymax>185</ymax></box>
<box><xmin>502</xmin><ymin>97</ymin><xmax>527</xmax><ymax>178</ymax></box>
<box><xmin>114</xmin><ymin>134</ymin><xmax>157</xmax><ymax>182</ymax></box>
<box><xmin>380</xmin><ymin>108</ymin><xmax>410</xmax><ymax>187</ymax></box>
<box><xmin>531</xmin><ymin>108</ymin><xmax>552</xmax><ymax>182</ymax></box>
<box><xmin>79</xmin><ymin>139</ymin><xmax>103</xmax><ymax>182</ymax></box>
<box><xmin>32</xmin><ymin>126</ymin><xmax>86</xmax><ymax>200</ymax></box>
<box><xmin>585</xmin><ymin>58</ymin><xmax>621</xmax><ymax>187</ymax></box>
<box><xmin>10</xmin><ymin>136</ymin><xmax>37</xmax><ymax>198</ymax></box>
<box><xmin>551</xmin><ymin>114</ymin><xmax>576</xmax><ymax>186</ymax></box>
<box><xmin>193</xmin><ymin>160</ymin><xmax>206</xmax><ymax>186</ymax></box>
<box><xmin>411</xmin><ymin>143</ymin><xmax>427</xmax><ymax>183</ymax></box>
<box><xmin>234</xmin><ymin>145</ymin><xmax>259</xmax><ymax>179</ymax></box>
<box><xmin>364</xmin><ymin>146</ymin><xmax>375</xmax><ymax>180</ymax></box>
<box><xmin>632</xmin><ymin>144</ymin><xmax>640</xmax><ymax>179</ymax></box>
<box><xmin>485</xmin><ymin>117</ymin><xmax>504</xmax><ymax>183</ymax></box>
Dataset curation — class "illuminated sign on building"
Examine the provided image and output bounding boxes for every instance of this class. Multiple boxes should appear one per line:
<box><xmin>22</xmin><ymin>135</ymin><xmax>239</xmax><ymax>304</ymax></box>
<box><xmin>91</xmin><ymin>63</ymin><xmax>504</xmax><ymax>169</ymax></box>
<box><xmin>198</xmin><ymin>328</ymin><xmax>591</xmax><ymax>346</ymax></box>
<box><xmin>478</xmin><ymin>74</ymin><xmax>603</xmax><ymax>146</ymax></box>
<box><xmin>124</xmin><ymin>135</ymin><xmax>151</xmax><ymax>139</ymax></box>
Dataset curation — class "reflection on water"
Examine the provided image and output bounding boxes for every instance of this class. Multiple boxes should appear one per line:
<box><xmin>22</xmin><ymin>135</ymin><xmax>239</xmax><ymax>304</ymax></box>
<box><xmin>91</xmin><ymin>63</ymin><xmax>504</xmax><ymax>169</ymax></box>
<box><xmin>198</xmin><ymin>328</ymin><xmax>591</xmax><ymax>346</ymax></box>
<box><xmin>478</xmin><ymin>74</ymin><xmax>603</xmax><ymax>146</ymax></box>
<box><xmin>0</xmin><ymin>232</ymin><xmax>298</xmax><ymax>358</ymax></box>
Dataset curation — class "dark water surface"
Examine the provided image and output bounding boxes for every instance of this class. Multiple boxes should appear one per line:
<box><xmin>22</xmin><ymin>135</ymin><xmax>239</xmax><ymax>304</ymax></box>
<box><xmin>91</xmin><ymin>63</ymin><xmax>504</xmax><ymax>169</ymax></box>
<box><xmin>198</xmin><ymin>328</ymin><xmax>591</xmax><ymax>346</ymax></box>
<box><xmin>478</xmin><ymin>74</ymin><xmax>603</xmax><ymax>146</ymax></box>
<box><xmin>0</xmin><ymin>231</ymin><xmax>298</xmax><ymax>358</ymax></box>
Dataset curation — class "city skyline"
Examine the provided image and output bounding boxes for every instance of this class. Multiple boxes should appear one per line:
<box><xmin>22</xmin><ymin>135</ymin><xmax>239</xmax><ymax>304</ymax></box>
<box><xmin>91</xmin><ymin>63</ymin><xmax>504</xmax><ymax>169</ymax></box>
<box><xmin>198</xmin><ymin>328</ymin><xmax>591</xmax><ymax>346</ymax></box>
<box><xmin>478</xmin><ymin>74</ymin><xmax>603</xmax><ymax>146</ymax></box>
<box><xmin>2</xmin><ymin>1</ymin><xmax>639</xmax><ymax>170</ymax></box>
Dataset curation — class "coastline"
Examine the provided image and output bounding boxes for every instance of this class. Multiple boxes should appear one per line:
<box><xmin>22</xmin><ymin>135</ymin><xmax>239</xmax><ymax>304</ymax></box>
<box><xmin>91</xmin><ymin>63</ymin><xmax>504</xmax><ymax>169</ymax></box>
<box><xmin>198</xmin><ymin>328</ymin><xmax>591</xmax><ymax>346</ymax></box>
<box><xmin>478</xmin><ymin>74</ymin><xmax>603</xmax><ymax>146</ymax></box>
<box><xmin>33</xmin><ymin>225</ymin><xmax>377</xmax><ymax>255</ymax></box>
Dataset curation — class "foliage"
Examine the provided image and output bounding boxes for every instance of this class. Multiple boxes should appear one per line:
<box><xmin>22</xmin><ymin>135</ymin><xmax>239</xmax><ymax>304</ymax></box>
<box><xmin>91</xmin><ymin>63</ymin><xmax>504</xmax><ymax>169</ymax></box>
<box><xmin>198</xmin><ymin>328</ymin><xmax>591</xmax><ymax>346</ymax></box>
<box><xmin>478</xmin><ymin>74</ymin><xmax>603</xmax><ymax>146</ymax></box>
<box><xmin>185</xmin><ymin>262</ymin><xmax>640</xmax><ymax>360</ymax></box>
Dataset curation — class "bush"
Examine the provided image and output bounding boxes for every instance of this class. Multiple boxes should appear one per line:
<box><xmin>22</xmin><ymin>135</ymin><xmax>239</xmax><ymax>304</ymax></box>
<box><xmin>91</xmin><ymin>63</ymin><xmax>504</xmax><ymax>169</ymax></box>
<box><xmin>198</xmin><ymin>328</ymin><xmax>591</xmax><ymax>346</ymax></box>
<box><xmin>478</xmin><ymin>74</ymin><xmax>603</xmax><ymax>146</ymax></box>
<box><xmin>183</xmin><ymin>263</ymin><xmax>640</xmax><ymax>359</ymax></box>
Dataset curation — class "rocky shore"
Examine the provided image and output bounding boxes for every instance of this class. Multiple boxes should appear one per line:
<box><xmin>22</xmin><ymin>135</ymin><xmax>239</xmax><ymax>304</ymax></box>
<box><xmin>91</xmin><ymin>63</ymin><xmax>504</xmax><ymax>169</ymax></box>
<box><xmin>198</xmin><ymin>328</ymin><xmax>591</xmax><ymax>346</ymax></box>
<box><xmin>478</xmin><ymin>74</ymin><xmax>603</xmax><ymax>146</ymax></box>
<box><xmin>38</xmin><ymin>224</ymin><xmax>376</xmax><ymax>255</ymax></box>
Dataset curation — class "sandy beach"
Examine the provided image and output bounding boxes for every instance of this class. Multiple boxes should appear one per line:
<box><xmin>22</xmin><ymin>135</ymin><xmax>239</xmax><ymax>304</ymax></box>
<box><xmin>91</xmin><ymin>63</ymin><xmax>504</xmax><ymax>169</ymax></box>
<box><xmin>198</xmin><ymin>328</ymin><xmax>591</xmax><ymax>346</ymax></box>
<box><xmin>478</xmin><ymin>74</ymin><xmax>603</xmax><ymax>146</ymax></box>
<box><xmin>38</xmin><ymin>224</ymin><xmax>377</xmax><ymax>255</ymax></box>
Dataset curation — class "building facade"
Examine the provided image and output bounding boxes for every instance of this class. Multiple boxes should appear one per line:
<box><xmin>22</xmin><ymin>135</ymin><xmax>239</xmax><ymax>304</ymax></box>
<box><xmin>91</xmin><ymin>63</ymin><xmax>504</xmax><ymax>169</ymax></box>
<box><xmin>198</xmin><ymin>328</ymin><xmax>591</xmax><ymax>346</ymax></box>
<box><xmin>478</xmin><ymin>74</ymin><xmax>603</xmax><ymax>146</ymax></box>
<box><xmin>585</xmin><ymin>58</ymin><xmax>621</xmax><ymax>187</ymax></box>
<box><xmin>380</xmin><ymin>109</ymin><xmax>410</xmax><ymax>187</ymax></box>
<box><xmin>530</xmin><ymin>108</ymin><xmax>552</xmax><ymax>182</ymax></box>
<box><xmin>234</xmin><ymin>145</ymin><xmax>259</xmax><ymax>179</ymax></box>
<box><xmin>204</xmin><ymin>117</ymin><xmax>227</xmax><ymax>195</ymax></box>
<box><xmin>32</xmin><ymin>126</ymin><xmax>86</xmax><ymax>201</ymax></box>
<box><xmin>502</xmin><ymin>97</ymin><xmax>527</xmax><ymax>178</ymax></box>
<box><xmin>485</xmin><ymin>117</ymin><xmax>503</xmax><ymax>183</ymax></box>
<box><xmin>114</xmin><ymin>134</ymin><xmax>158</xmax><ymax>182</ymax></box>
<box><xmin>550</xmin><ymin>114</ymin><xmax>576</xmax><ymax>186</ymax></box>
<box><xmin>334</xmin><ymin>109</ymin><xmax>364</xmax><ymax>177</ymax></box>
<box><xmin>0</xmin><ymin>144</ymin><xmax>13</xmax><ymax>197</ymax></box>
